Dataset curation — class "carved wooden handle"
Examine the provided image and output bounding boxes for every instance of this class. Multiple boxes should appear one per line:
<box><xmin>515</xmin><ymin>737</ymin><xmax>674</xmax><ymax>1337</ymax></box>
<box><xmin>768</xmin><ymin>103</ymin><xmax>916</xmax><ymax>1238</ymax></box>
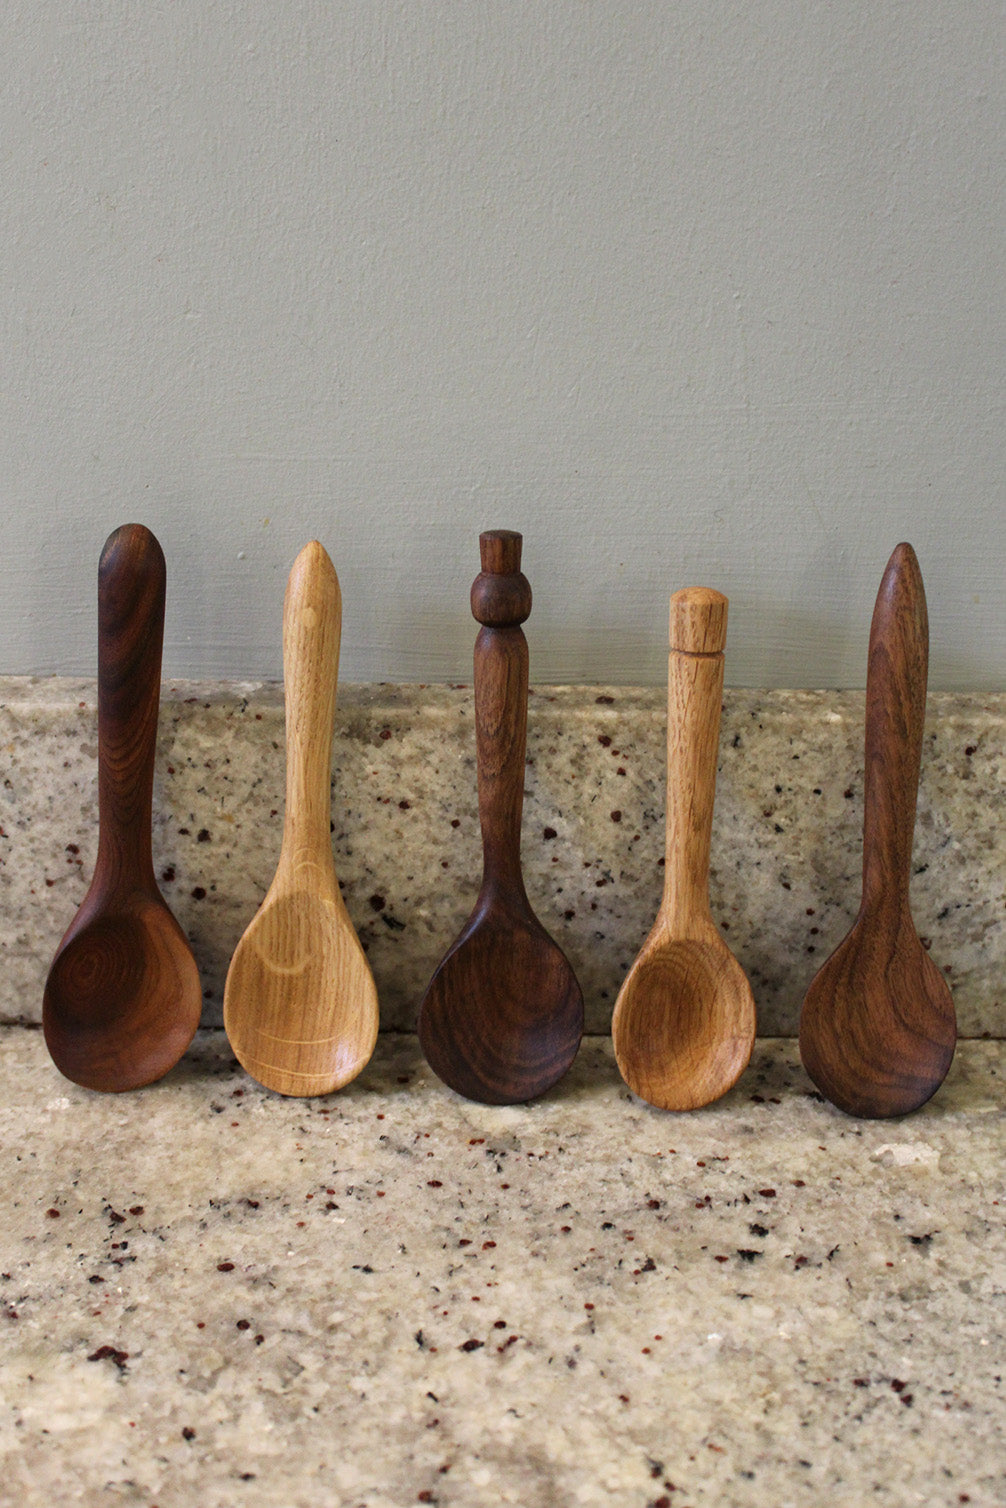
<box><xmin>861</xmin><ymin>542</ymin><xmax>928</xmax><ymax>917</ymax></box>
<box><xmin>279</xmin><ymin>541</ymin><xmax>342</xmax><ymax>874</ymax></box>
<box><xmin>95</xmin><ymin>524</ymin><xmax>166</xmax><ymax>894</ymax></box>
<box><xmin>660</xmin><ymin>588</ymin><xmax>728</xmax><ymax>936</ymax></box>
<box><xmin>470</xmin><ymin>531</ymin><xmax>532</xmax><ymax>898</ymax></box>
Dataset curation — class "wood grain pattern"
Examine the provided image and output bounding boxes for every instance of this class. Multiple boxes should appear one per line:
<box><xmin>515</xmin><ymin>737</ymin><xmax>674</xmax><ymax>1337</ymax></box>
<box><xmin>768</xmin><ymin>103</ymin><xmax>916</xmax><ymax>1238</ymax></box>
<box><xmin>417</xmin><ymin>530</ymin><xmax>583</xmax><ymax>1104</ymax></box>
<box><xmin>223</xmin><ymin>541</ymin><xmax>378</xmax><ymax>1096</ymax></box>
<box><xmin>42</xmin><ymin>524</ymin><xmax>202</xmax><ymax>1091</ymax></box>
<box><xmin>799</xmin><ymin>543</ymin><xmax>956</xmax><ymax>1117</ymax></box>
<box><xmin>611</xmin><ymin>587</ymin><xmax>756</xmax><ymax>1110</ymax></box>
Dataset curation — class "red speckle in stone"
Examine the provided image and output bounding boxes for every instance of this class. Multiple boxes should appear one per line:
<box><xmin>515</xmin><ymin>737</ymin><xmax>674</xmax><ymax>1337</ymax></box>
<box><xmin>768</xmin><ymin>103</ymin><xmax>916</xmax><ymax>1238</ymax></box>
<box><xmin>46</xmin><ymin>1208</ymin><xmax>60</xmax><ymax>1219</ymax></box>
<box><xmin>458</xmin><ymin>1239</ymin><xmax>472</xmax><ymax>1247</ymax></box>
<box><xmin>129</xmin><ymin>1206</ymin><xmax>144</xmax><ymax>1216</ymax></box>
<box><xmin>191</xmin><ymin>886</ymin><xmax>207</xmax><ymax>900</ymax></box>
<box><xmin>459</xmin><ymin>1339</ymin><xmax>483</xmax><ymax>1352</ymax></box>
<box><xmin>641</xmin><ymin>1347</ymin><xmax>651</xmax><ymax>1354</ymax></box>
<box><xmin>451</xmin><ymin>818</ymin><xmax>460</xmax><ymax>828</ymax></box>
<box><xmin>759</xmin><ymin>1188</ymin><xmax>777</xmax><ymax>1198</ymax></box>
<box><xmin>560</xmin><ymin>1226</ymin><xmax>572</xmax><ymax>1233</ymax></box>
<box><xmin>217</xmin><ymin>1262</ymin><xmax>235</xmax><ymax>1272</ymax></box>
<box><xmin>182</xmin><ymin>1427</ymin><xmax>196</xmax><ymax>1440</ymax></box>
<box><xmin>715</xmin><ymin>1255</ymin><xmax>729</xmax><ymax>1263</ymax></box>
<box><xmin>596</xmin><ymin>695</ymin><xmax>615</xmax><ymax>704</ymax></box>
<box><xmin>368</xmin><ymin>894</ymin><xmax>386</xmax><ymax>911</ymax></box>
<box><xmin>493</xmin><ymin>1320</ymin><xmax>507</xmax><ymax>1329</ymax></box>
<box><xmin>793</xmin><ymin>1179</ymin><xmax>806</xmax><ymax>1187</ymax></box>
<box><xmin>610</xmin><ymin>810</ymin><xmax>622</xmax><ymax>823</ymax></box>
<box><xmin>379</xmin><ymin>728</ymin><xmax>392</xmax><ymax>740</ymax></box>
<box><xmin>598</xmin><ymin>734</ymin><xmax>611</xmax><ymax>747</ymax></box>
<box><xmin>617</xmin><ymin>767</ymin><xmax>626</xmax><ymax>776</ymax></box>
<box><xmin>428</xmin><ymin>1180</ymin><xmax>442</xmax><ymax>1188</ymax></box>
<box><xmin>469</xmin><ymin>1138</ymin><xmax>485</xmax><ymax>1145</ymax></box>
<box><xmin>482</xmin><ymin>1241</ymin><xmax>496</xmax><ymax>1250</ymax></box>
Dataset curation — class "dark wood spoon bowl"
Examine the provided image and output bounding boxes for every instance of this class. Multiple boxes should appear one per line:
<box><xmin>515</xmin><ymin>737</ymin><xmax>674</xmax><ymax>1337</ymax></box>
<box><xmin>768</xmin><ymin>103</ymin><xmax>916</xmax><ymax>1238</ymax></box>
<box><xmin>43</xmin><ymin>525</ymin><xmax>202</xmax><ymax>1091</ymax></box>
<box><xmin>418</xmin><ymin>531</ymin><xmax>583</xmax><ymax>1104</ymax></box>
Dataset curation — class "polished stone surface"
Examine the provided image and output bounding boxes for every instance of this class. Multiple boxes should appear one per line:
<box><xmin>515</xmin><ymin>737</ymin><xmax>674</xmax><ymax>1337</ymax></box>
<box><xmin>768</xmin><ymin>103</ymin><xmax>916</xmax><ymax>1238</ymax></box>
<box><xmin>1</xmin><ymin>678</ymin><xmax>1003</xmax><ymax>1035</ymax></box>
<box><xmin>1</xmin><ymin>1028</ymin><xmax>1003</xmax><ymax>1507</ymax></box>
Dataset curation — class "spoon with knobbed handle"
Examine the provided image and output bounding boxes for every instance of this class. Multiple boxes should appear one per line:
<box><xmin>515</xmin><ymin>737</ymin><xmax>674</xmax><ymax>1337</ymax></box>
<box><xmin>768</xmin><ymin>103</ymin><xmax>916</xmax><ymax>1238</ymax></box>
<box><xmin>224</xmin><ymin>541</ymin><xmax>378</xmax><ymax>1096</ymax></box>
<box><xmin>611</xmin><ymin>588</ymin><xmax>756</xmax><ymax>1110</ymax></box>
<box><xmin>417</xmin><ymin>530</ymin><xmax>583</xmax><ymax>1104</ymax></box>
<box><xmin>800</xmin><ymin>543</ymin><xmax>956</xmax><ymax>1117</ymax></box>
<box><xmin>43</xmin><ymin>524</ymin><xmax>202</xmax><ymax>1091</ymax></box>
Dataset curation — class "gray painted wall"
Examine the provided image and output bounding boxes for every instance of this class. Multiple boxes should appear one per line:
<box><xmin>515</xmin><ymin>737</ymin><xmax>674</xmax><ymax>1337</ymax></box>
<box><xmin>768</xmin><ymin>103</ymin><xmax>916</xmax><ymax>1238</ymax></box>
<box><xmin>3</xmin><ymin>3</ymin><xmax>1003</xmax><ymax>687</ymax></box>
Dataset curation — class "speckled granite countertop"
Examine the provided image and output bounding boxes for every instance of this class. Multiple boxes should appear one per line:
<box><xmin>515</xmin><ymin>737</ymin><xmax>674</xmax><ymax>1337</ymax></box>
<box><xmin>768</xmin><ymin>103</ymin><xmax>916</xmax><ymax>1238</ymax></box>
<box><xmin>1</xmin><ymin>679</ymin><xmax>1004</xmax><ymax>1035</ymax></box>
<box><xmin>2</xmin><ymin>1028</ymin><xmax>1004</xmax><ymax>1508</ymax></box>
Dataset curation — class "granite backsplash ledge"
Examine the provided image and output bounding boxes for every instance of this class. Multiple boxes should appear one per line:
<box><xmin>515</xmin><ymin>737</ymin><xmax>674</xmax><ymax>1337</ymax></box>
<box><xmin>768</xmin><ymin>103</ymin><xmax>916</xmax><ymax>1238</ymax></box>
<box><xmin>1</xmin><ymin>678</ymin><xmax>1002</xmax><ymax>1036</ymax></box>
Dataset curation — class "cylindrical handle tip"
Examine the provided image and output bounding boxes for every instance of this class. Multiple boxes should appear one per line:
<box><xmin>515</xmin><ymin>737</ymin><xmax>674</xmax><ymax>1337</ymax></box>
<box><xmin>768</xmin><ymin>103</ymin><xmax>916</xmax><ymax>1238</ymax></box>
<box><xmin>479</xmin><ymin>530</ymin><xmax>523</xmax><ymax>575</ymax></box>
<box><xmin>669</xmin><ymin>587</ymin><xmax>728</xmax><ymax>654</ymax></box>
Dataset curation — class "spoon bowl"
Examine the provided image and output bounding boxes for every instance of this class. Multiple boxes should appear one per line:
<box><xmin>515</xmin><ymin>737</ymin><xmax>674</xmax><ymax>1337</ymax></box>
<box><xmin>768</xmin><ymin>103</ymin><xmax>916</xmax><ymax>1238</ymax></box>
<box><xmin>420</xmin><ymin>912</ymin><xmax>583</xmax><ymax>1104</ymax></box>
<box><xmin>44</xmin><ymin>896</ymin><xmax>201</xmax><ymax>1092</ymax></box>
<box><xmin>225</xmin><ymin>886</ymin><xmax>378</xmax><ymax>1095</ymax></box>
<box><xmin>613</xmin><ymin>936</ymin><xmax>754</xmax><ymax>1112</ymax></box>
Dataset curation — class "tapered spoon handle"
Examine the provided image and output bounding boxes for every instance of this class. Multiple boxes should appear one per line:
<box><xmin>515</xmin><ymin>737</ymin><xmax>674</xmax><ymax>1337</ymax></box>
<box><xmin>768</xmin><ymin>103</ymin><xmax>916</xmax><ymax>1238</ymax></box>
<box><xmin>95</xmin><ymin>524</ymin><xmax>165</xmax><ymax>893</ymax></box>
<box><xmin>277</xmin><ymin>542</ymin><xmax>342</xmax><ymax>873</ymax></box>
<box><xmin>861</xmin><ymin>543</ymin><xmax>927</xmax><ymax>916</ymax></box>
<box><xmin>470</xmin><ymin>531</ymin><xmax>532</xmax><ymax>899</ymax></box>
<box><xmin>660</xmin><ymin>589</ymin><xmax>728</xmax><ymax>936</ymax></box>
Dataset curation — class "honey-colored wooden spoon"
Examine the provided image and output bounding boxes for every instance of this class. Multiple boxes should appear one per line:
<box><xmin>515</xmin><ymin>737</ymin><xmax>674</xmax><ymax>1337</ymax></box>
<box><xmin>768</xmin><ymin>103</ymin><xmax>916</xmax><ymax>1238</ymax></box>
<box><xmin>611</xmin><ymin>588</ymin><xmax>755</xmax><ymax>1110</ymax></box>
<box><xmin>43</xmin><ymin>524</ymin><xmax>202</xmax><ymax>1091</ymax></box>
<box><xmin>223</xmin><ymin>541</ymin><xmax>378</xmax><ymax>1096</ymax></box>
<box><xmin>417</xmin><ymin>531</ymin><xmax>583</xmax><ymax>1104</ymax></box>
<box><xmin>799</xmin><ymin>543</ymin><xmax>956</xmax><ymax>1117</ymax></box>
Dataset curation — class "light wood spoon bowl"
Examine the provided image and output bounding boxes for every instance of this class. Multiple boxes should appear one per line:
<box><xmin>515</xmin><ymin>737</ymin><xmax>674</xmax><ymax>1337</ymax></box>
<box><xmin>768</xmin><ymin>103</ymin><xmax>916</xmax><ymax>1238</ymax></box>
<box><xmin>800</xmin><ymin>543</ymin><xmax>956</xmax><ymax>1117</ymax></box>
<box><xmin>612</xmin><ymin>588</ymin><xmax>756</xmax><ymax>1110</ymax></box>
<box><xmin>43</xmin><ymin>524</ymin><xmax>202</xmax><ymax>1091</ymax></box>
<box><xmin>223</xmin><ymin>541</ymin><xmax>378</xmax><ymax>1096</ymax></box>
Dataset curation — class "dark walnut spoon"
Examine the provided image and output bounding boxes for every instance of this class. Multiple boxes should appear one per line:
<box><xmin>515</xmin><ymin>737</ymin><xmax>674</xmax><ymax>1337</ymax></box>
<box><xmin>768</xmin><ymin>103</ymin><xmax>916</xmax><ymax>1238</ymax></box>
<box><xmin>417</xmin><ymin>530</ymin><xmax>583</xmax><ymax>1104</ymax></box>
<box><xmin>43</xmin><ymin>525</ymin><xmax>202</xmax><ymax>1091</ymax></box>
<box><xmin>800</xmin><ymin>543</ymin><xmax>956</xmax><ymax>1117</ymax></box>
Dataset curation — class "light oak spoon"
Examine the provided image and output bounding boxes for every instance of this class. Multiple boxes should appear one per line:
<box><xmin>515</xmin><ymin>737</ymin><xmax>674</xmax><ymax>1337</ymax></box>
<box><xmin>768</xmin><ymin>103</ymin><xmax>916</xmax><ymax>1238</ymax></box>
<box><xmin>611</xmin><ymin>588</ymin><xmax>756</xmax><ymax>1110</ymax></box>
<box><xmin>799</xmin><ymin>542</ymin><xmax>956</xmax><ymax>1117</ymax></box>
<box><xmin>417</xmin><ymin>530</ymin><xmax>583</xmax><ymax>1104</ymax></box>
<box><xmin>223</xmin><ymin>541</ymin><xmax>378</xmax><ymax>1095</ymax></box>
<box><xmin>43</xmin><ymin>524</ymin><xmax>202</xmax><ymax>1091</ymax></box>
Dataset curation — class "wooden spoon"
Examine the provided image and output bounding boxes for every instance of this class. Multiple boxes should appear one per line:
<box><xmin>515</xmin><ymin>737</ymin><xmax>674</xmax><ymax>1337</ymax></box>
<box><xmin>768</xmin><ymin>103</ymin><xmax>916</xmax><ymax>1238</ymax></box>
<box><xmin>43</xmin><ymin>524</ymin><xmax>202</xmax><ymax>1091</ymax></box>
<box><xmin>611</xmin><ymin>588</ymin><xmax>756</xmax><ymax>1110</ymax></box>
<box><xmin>799</xmin><ymin>543</ymin><xmax>956</xmax><ymax>1117</ymax></box>
<box><xmin>417</xmin><ymin>530</ymin><xmax>583</xmax><ymax>1104</ymax></box>
<box><xmin>223</xmin><ymin>541</ymin><xmax>378</xmax><ymax>1096</ymax></box>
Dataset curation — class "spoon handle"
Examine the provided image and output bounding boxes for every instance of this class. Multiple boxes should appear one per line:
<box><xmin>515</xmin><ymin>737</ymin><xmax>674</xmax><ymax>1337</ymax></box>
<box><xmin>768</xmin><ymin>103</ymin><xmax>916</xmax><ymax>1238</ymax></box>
<box><xmin>95</xmin><ymin>524</ymin><xmax>166</xmax><ymax>894</ymax></box>
<box><xmin>660</xmin><ymin>588</ymin><xmax>729</xmax><ymax>937</ymax></box>
<box><xmin>278</xmin><ymin>542</ymin><xmax>342</xmax><ymax>877</ymax></box>
<box><xmin>470</xmin><ymin>531</ymin><xmax>533</xmax><ymax>900</ymax></box>
<box><xmin>861</xmin><ymin>543</ymin><xmax>928</xmax><ymax>917</ymax></box>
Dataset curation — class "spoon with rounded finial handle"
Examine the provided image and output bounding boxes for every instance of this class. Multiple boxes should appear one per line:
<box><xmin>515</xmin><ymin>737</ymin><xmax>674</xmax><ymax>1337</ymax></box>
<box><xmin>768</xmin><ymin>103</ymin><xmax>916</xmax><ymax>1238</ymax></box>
<box><xmin>417</xmin><ymin>530</ymin><xmax>583</xmax><ymax>1104</ymax></box>
<box><xmin>611</xmin><ymin>588</ymin><xmax>756</xmax><ymax>1110</ymax></box>
<box><xmin>43</xmin><ymin>524</ymin><xmax>202</xmax><ymax>1091</ymax></box>
<box><xmin>224</xmin><ymin>541</ymin><xmax>378</xmax><ymax>1096</ymax></box>
<box><xmin>800</xmin><ymin>543</ymin><xmax>956</xmax><ymax>1117</ymax></box>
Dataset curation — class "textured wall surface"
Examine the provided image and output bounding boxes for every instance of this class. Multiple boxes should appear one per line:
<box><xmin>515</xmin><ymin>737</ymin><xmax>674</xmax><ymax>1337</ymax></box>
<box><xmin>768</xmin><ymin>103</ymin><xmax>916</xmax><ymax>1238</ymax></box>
<box><xmin>4</xmin><ymin>679</ymin><xmax>1002</xmax><ymax>1036</ymax></box>
<box><xmin>1</xmin><ymin>3</ymin><xmax>1003</xmax><ymax>688</ymax></box>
